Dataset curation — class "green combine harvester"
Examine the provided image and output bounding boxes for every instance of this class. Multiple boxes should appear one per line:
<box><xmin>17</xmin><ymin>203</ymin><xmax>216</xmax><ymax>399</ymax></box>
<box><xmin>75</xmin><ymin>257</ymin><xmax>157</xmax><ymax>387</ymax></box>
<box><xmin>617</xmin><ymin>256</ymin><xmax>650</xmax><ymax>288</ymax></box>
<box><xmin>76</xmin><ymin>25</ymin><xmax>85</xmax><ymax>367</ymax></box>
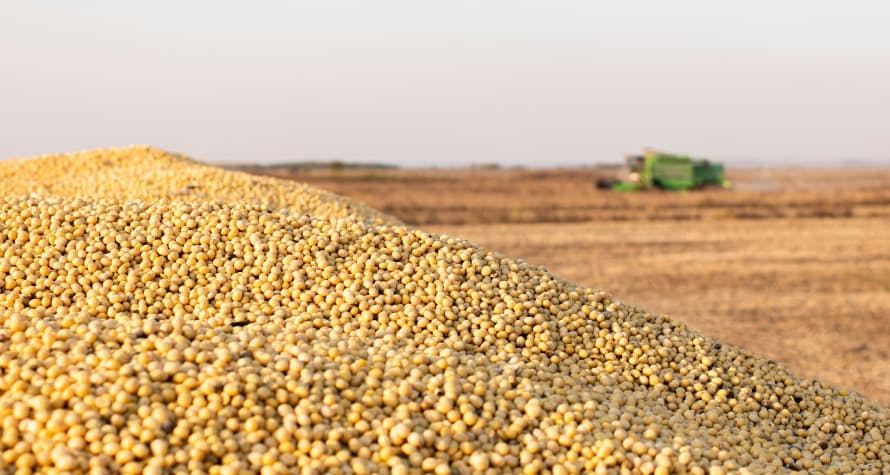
<box><xmin>600</xmin><ymin>149</ymin><xmax>731</xmax><ymax>191</ymax></box>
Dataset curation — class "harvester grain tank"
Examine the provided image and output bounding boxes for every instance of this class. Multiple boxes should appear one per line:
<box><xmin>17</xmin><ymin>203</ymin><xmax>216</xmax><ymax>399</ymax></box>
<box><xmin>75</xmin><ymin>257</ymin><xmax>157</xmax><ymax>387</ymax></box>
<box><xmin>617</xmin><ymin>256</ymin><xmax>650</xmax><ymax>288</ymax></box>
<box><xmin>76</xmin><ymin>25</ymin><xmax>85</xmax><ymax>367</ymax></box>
<box><xmin>605</xmin><ymin>149</ymin><xmax>731</xmax><ymax>191</ymax></box>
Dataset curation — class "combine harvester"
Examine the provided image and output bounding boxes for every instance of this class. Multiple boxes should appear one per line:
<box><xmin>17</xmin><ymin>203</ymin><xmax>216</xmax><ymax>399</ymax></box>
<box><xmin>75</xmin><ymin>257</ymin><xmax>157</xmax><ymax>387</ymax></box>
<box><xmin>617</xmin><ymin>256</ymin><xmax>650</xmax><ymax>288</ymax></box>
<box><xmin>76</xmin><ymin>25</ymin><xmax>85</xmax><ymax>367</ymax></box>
<box><xmin>600</xmin><ymin>148</ymin><xmax>731</xmax><ymax>191</ymax></box>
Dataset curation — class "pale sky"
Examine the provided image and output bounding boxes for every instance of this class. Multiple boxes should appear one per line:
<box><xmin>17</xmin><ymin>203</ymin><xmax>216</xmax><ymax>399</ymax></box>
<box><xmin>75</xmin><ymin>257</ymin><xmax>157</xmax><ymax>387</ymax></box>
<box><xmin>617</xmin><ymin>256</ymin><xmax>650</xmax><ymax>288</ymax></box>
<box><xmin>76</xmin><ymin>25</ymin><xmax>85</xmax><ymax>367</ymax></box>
<box><xmin>1</xmin><ymin>1</ymin><xmax>888</xmax><ymax>166</ymax></box>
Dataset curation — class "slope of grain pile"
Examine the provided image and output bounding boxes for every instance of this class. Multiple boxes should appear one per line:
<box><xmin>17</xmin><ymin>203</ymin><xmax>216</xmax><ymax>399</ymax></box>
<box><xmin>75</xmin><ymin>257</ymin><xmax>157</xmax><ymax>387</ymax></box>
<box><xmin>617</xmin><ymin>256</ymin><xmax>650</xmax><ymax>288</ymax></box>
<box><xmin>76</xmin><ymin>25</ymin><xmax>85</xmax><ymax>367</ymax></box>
<box><xmin>0</xmin><ymin>148</ymin><xmax>887</xmax><ymax>475</ymax></box>
<box><xmin>0</xmin><ymin>146</ymin><xmax>398</xmax><ymax>226</ymax></box>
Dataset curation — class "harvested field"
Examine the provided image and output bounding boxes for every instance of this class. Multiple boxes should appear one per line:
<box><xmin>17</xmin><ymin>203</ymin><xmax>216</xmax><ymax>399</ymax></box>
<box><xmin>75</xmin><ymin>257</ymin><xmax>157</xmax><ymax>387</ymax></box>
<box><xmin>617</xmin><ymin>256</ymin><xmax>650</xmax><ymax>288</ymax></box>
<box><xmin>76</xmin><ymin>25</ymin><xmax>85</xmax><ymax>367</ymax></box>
<box><xmin>239</xmin><ymin>164</ymin><xmax>890</xmax><ymax>407</ymax></box>
<box><xmin>233</xmin><ymin>166</ymin><xmax>890</xmax><ymax>224</ymax></box>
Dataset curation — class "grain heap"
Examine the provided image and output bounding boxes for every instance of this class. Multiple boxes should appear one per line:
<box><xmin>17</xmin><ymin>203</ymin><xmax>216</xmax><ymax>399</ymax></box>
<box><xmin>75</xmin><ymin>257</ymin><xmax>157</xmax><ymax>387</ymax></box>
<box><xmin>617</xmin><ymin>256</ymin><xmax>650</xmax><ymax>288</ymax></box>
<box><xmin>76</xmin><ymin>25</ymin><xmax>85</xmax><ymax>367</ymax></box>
<box><xmin>0</xmin><ymin>148</ymin><xmax>887</xmax><ymax>475</ymax></box>
<box><xmin>0</xmin><ymin>146</ymin><xmax>398</xmax><ymax>227</ymax></box>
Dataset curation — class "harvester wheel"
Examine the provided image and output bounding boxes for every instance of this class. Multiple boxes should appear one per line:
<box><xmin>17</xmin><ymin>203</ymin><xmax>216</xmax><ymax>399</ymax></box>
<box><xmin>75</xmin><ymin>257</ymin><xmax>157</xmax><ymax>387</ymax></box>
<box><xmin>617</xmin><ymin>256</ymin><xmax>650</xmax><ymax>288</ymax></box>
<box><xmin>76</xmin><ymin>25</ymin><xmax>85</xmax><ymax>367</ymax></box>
<box><xmin>596</xmin><ymin>178</ymin><xmax>619</xmax><ymax>190</ymax></box>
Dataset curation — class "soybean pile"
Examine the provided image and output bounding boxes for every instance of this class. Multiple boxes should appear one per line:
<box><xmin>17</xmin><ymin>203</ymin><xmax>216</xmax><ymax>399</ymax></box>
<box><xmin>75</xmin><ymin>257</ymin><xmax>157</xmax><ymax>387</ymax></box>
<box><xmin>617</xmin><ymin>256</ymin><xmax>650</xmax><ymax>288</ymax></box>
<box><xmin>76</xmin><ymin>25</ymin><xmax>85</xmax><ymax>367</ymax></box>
<box><xmin>0</xmin><ymin>148</ymin><xmax>887</xmax><ymax>475</ymax></box>
<box><xmin>0</xmin><ymin>147</ymin><xmax>398</xmax><ymax>227</ymax></box>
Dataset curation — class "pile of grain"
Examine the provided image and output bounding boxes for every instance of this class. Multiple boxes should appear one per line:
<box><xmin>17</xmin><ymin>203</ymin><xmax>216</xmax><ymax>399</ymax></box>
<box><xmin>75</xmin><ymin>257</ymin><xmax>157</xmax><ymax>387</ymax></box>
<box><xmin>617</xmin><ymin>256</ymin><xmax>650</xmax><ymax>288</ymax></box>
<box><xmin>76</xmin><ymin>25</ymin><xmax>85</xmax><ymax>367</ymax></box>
<box><xmin>0</xmin><ymin>147</ymin><xmax>887</xmax><ymax>474</ymax></box>
<box><xmin>0</xmin><ymin>146</ymin><xmax>398</xmax><ymax>227</ymax></box>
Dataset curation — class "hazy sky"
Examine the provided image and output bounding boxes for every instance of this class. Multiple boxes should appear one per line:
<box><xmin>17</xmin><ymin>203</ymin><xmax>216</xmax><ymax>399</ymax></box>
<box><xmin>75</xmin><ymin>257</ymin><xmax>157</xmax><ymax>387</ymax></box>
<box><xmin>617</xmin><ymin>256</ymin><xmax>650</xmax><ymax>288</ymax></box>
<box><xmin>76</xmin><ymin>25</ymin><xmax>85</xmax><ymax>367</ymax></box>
<box><xmin>2</xmin><ymin>1</ymin><xmax>888</xmax><ymax>166</ymax></box>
